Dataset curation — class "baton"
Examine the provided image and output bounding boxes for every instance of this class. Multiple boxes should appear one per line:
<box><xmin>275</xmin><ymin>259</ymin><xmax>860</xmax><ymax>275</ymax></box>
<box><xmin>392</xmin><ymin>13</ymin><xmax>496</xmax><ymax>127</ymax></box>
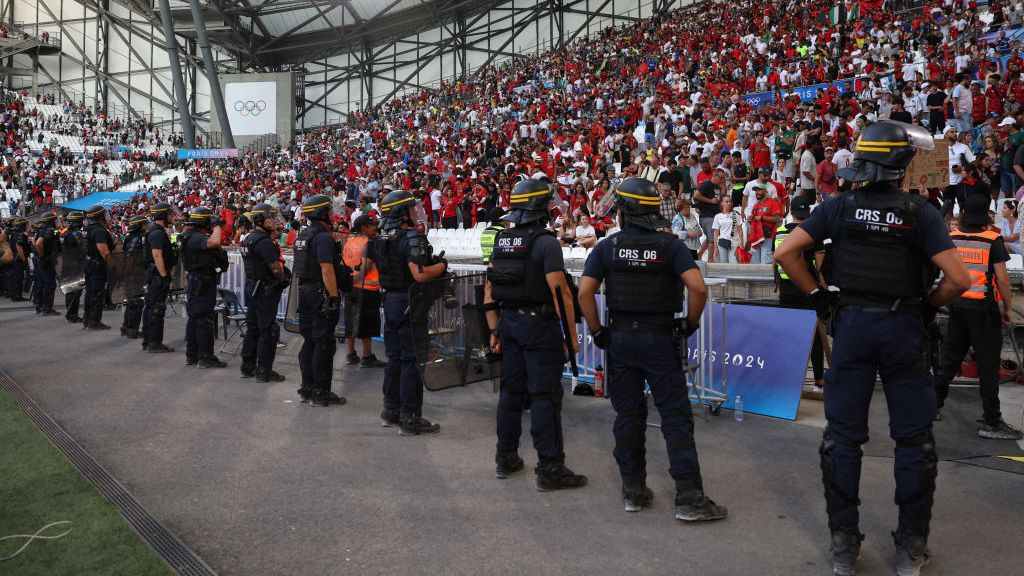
<box><xmin>555</xmin><ymin>284</ymin><xmax>579</xmax><ymax>377</ymax></box>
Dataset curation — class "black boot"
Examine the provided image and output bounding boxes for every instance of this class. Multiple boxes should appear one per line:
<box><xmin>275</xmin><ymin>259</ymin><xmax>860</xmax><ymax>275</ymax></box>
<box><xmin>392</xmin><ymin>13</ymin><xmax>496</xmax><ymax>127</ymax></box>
<box><xmin>495</xmin><ymin>453</ymin><xmax>525</xmax><ymax>479</ymax></box>
<box><xmin>622</xmin><ymin>482</ymin><xmax>654</xmax><ymax>512</ymax></box>
<box><xmin>534</xmin><ymin>462</ymin><xmax>587</xmax><ymax>492</ymax></box>
<box><xmin>380</xmin><ymin>408</ymin><xmax>400</xmax><ymax>427</ymax></box>
<box><xmin>239</xmin><ymin>363</ymin><xmax>256</xmax><ymax>378</ymax></box>
<box><xmin>829</xmin><ymin>529</ymin><xmax>864</xmax><ymax>576</ymax></box>
<box><xmin>198</xmin><ymin>356</ymin><xmax>228</xmax><ymax>369</ymax></box>
<box><xmin>399</xmin><ymin>416</ymin><xmax>440</xmax><ymax>436</ymax></box>
<box><xmin>255</xmin><ymin>368</ymin><xmax>286</xmax><ymax>383</ymax></box>
<box><xmin>674</xmin><ymin>489</ymin><xmax>727</xmax><ymax>522</ymax></box>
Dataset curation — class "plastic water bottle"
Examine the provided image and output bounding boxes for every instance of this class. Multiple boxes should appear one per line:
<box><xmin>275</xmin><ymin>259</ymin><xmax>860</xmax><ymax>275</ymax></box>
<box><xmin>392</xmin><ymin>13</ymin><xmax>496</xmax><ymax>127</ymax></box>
<box><xmin>734</xmin><ymin>396</ymin><xmax>744</xmax><ymax>422</ymax></box>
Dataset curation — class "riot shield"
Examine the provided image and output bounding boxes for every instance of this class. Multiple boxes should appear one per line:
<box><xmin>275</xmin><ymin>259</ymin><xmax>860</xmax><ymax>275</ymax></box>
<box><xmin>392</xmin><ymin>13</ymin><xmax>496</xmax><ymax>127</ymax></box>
<box><xmin>284</xmin><ymin>271</ymin><xmax>301</xmax><ymax>334</ymax></box>
<box><xmin>56</xmin><ymin>245</ymin><xmax>85</xmax><ymax>294</ymax></box>
<box><xmin>107</xmin><ymin>250</ymin><xmax>148</xmax><ymax>302</ymax></box>
<box><xmin>410</xmin><ymin>273</ymin><xmax>498</xmax><ymax>391</ymax></box>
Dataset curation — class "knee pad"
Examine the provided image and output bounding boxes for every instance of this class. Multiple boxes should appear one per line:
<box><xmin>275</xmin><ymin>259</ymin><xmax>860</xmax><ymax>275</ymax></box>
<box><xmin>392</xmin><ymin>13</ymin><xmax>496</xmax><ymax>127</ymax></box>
<box><xmin>820</xmin><ymin>427</ymin><xmax>863</xmax><ymax>529</ymax></box>
<box><xmin>893</xmin><ymin>431</ymin><xmax>938</xmax><ymax>506</ymax></box>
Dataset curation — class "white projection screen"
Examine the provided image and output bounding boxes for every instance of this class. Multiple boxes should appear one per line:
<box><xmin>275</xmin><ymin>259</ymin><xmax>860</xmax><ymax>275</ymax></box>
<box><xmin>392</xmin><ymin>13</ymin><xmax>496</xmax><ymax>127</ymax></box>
<box><xmin>224</xmin><ymin>82</ymin><xmax>278</xmax><ymax>135</ymax></box>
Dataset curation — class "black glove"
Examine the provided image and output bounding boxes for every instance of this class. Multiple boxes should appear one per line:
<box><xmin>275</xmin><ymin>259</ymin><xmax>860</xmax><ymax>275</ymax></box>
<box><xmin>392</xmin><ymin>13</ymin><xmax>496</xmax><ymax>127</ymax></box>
<box><xmin>810</xmin><ymin>287</ymin><xmax>839</xmax><ymax>321</ymax></box>
<box><xmin>160</xmin><ymin>274</ymin><xmax>172</xmax><ymax>290</ymax></box>
<box><xmin>591</xmin><ymin>325</ymin><xmax>609</xmax><ymax>349</ymax></box>
<box><xmin>324</xmin><ymin>295</ymin><xmax>340</xmax><ymax>313</ymax></box>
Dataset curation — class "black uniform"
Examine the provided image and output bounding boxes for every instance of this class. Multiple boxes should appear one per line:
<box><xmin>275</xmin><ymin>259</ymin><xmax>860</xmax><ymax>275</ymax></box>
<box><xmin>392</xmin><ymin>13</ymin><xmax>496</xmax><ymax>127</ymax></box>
<box><xmin>142</xmin><ymin>223</ymin><xmax>176</xmax><ymax>349</ymax></box>
<box><xmin>294</xmin><ymin>221</ymin><xmax>341</xmax><ymax>401</ymax></box>
<box><xmin>33</xmin><ymin>225</ymin><xmax>60</xmax><ymax>314</ymax></box>
<box><xmin>490</xmin><ymin>224</ymin><xmax>573</xmax><ymax>468</ymax></box>
<box><xmin>582</xmin><ymin>225</ymin><xmax>710</xmax><ymax>499</ymax></box>
<box><xmin>120</xmin><ymin>231</ymin><xmax>146</xmax><ymax>337</ymax></box>
<box><xmin>373</xmin><ymin>227</ymin><xmax>434</xmax><ymax>424</ymax></box>
<box><xmin>180</xmin><ymin>229</ymin><xmax>227</xmax><ymax>363</ymax></box>
<box><xmin>799</xmin><ymin>184</ymin><xmax>953</xmax><ymax>546</ymax></box>
<box><xmin>239</xmin><ymin>230</ymin><xmax>286</xmax><ymax>379</ymax></box>
<box><xmin>83</xmin><ymin>222</ymin><xmax>114</xmax><ymax>328</ymax></box>
<box><xmin>61</xmin><ymin>227</ymin><xmax>86</xmax><ymax>320</ymax></box>
<box><xmin>7</xmin><ymin>225</ymin><xmax>29</xmax><ymax>300</ymax></box>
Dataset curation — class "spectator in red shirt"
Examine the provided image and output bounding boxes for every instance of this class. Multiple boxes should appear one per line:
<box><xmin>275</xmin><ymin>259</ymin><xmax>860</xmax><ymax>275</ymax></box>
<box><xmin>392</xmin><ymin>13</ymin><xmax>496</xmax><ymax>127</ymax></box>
<box><xmin>747</xmin><ymin>182</ymin><xmax>784</xmax><ymax>264</ymax></box>
<box><xmin>816</xmin><ymin>147</ymin><xmax>839</xmax><ymax>198</ymax></box>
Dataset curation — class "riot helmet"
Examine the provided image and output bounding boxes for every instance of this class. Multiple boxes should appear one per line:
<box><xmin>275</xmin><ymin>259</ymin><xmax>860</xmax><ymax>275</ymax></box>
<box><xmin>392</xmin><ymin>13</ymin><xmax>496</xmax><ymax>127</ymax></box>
<box><xmin>839</xmin><ymin>120</ymin><xmax>935</xmax><ymax>184</ymax></box>
<box><xmin>149</xmin><ymin>202</ymin><xmax>173</xmax><ymax>222</ymax></box>
<box><xmin>503</xmin><ymin>179</ymin><xmax>561</xmax><ymax>225</ymax></box>
<box><xmin>595</xmin><ymin>177</ymin><xmax>669</xmax><ymax>230</ymax></box>
<box><xmin>11</xmin><ymin>217</ymin><xmax>28</xmax><ymax>229</ymax></box>
<box><xmin>250</xmin><ymin>203</ymin><xmax>278</xmax><ymax>230</ymax></box>
<box><xmin>66</xmin><ymin>211</ymin><xmax>85</xmax><ymax>228</ymax></box>
<box><xmin>378</xmin><ymin>190</ymin><xmax>426</xmax><ymax>231</ymax></box>
<box><xmin>85</xmin><ymin>204</ymin><xmax>107</xmax><ymax>222</ymax></box>
<box><xmin>127</xmin><ymin>214</ymin><xmax>149</xmax><ymax>232</ymax></box>
<box><xmin>186</xmin><ymin>206</ymin><xmax>215</xmax><ymax>228</ymax></box>
<box><xmin>38</xmin><ymin>211</ymin><xmax>58</xmax><ymax>225</ymax></box>
<box><xmin>301</xmin><ymin>194</ymin><xmax>332</xmax><ymax>222</ymax></box>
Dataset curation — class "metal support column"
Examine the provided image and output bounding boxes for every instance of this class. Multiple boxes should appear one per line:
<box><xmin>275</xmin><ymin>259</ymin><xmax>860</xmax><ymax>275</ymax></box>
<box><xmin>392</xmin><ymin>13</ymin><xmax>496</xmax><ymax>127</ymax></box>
<box><xmin>156</xmin><ymin>0</ymin><xmax>196</xmax><ymax>146</ymax></box>
<box><xmin>188</xmin><ymin>0</ymin><xmax>234</xmax><ymax>148</ymax></box>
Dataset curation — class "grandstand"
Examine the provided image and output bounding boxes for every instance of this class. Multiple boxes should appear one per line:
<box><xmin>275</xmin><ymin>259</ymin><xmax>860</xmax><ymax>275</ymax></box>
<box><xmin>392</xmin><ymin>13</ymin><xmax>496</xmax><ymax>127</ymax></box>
<box><xmin>2</xmin><ymin>0</ymin><xmax>1024</xmax><ymax>575</ymax></box>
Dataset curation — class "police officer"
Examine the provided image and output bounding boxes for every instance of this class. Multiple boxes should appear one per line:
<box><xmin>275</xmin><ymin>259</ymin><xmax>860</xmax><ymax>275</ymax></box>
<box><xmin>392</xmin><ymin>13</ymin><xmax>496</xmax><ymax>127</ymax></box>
<box><xmin>142</xmin><ymin>202</ymin><xmax>177</xmax><ymax>353</ymax></box>
<box><xmin>293</xmin><ymin>194</ymin><xmax>346</xmax><ymax>406</ymax></box>
<box><xmin>0</xmin><ymin>219</ymin><xmax>9</xmax><ymax>297</ymax></box>
<box><xmin>774</xmin><ymin>195</ymin><xmax>827</xmax><ymax>397</ymax></box>
<box><xmin>239</xmin><ymin>203</ymin><xmax>289</xmax><ymax>382</ymax></box>
<box><xmin>482</xmin><ymin>179</ymin><xmax>586</xmax><ymax>489</ymax></box>
<box><xmin>32</xmin><ymin>211</ymin><xmax>61</xmax><ymax>316</ymax></box>
<box><xmin>578</xmin><ymin>177</ymin><xmax>726</xmax><ymax>518</ymax></box>
<box><xmin>775</xmin><ymin>120</ymin><xmax>972</xmax><ymax>576</ymax></box>
<box><xmin>119</xmin><ymin>214</ymin><xmax>148</xmax><ymax>339</ymax></box>
<box><xmin>372</xmin><ymin>189</ymin><xmax>447</xmax><ymax>434</ymax></box>
<box><xmin>935</xmin><ymin>194</ymin><xmax>1023</xmax><ymax>439</ymax></box>
<box><xmin>180</xmin><ymin>206</ymin><xmax>228</xmax><ymax>368</ymax></box>
<box><xmin>478</xmin><ymin>208</ymin><xmax>506</xmax><ymax>264</ymax></box>
<box><xmin>62</xmin><ymin>211</ymin><xmax>86</xmax><ymax>323</ymax></box>
<box><xmin>82</xmin><ymin>205</ymin><xmax>115</xmax><ymax>330</ymax></box>
<box><xmin>6</xmin><ymin>217</ymin><xmax>29</xmax><ymax>301</ymax></box>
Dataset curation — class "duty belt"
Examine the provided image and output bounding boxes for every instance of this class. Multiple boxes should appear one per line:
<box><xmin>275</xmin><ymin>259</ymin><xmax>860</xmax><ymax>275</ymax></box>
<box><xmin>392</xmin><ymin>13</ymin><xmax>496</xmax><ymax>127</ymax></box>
<box><xmin>382</xmin><ymin>290</ymin><xmax>409</xmax><ymax>299</ymax></box>
<box><xmin>609</xmin><ymin>318</ymin><xmax>675</xmax><ymax>337</ymax></box>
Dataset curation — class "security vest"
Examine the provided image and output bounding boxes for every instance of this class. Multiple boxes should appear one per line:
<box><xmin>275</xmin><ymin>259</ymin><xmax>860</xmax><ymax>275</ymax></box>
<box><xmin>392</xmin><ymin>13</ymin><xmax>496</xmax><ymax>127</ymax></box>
<box><xmin>605</xmin><ymin>229</ymin><xmax>683</xmax><ymax>314</ymax></box>
<box><xmin>951</xmin><ymin>229</ymin><xmax>1001</xmax><ymax>302</ymax></box>
<box><xmin>343</xmin><ymin>235</ymin><xmax>379</xmax><ymax>291</ymax></box>
<box><xmin>773</xmin><ymin>223</ymin><xmax>818</xmax><ymax>281</ymax></box>
<box><xmin>830</xmin><ymin>188</ymin><xmax>933</xmax><ymax>303</ymax></box>
<box><xmin>240</xmin><ymin>229</ymin><xmax>276</xmax><ymax>281</ymax></box>
<box><xmin>373</xmin><ymin>229</ymin><xmax>416</xmax><ymax>291</ymax></box>
<box><xmin>488</xmin><ymin>226</ymin><xmax>555</xmax><ymax>307</ymax></box>
<box><xmin>480</xmin><ymin>225</ymin><xmax>504</xmax><ymax>264</ymax></box>
<box><xmin>293</xmin><ymin>222</ymin><xmax>332</xmax><ymax>282</ymax></box>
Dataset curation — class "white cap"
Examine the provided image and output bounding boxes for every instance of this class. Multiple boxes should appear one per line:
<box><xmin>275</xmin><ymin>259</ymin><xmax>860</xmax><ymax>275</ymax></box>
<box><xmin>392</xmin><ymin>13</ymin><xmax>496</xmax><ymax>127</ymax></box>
<box><xmin>1000</xmin><ymin>116</ymin><xmax>1018</xmax><ymax>127</ymax></box>
<box><xmin>942</xmin><ymin>125</ymin><xmax>957</xmax><ymax>136</ymax></box>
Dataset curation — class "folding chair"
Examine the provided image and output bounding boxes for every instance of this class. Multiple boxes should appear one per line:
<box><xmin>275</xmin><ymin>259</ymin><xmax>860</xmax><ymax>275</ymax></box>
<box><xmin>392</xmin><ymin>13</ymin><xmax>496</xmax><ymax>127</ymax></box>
<box><xmin>217</xmin><ymin>288</ymin><xmax>247</xmax><ymax>355</ymax></box>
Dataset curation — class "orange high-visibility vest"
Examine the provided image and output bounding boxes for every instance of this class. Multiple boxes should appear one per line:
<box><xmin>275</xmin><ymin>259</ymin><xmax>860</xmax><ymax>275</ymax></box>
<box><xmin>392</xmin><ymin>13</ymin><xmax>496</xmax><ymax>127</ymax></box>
<box><xmin>342</xmin><ymin>235</ymin><xmax>379</xmax><ymax>291</ymax></box>
<box><xmin>950</xmin><ymin>229</ymin><xmax>1001</xmax><ymax>301</ymax></box>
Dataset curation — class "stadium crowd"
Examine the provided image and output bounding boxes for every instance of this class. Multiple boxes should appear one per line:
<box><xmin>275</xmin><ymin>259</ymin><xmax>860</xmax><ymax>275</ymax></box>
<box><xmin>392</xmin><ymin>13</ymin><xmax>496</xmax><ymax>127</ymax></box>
<box><xmin>4</xmin><ymin>0</ymin><xmax>1024</xmax><ymax>259</ymax></box>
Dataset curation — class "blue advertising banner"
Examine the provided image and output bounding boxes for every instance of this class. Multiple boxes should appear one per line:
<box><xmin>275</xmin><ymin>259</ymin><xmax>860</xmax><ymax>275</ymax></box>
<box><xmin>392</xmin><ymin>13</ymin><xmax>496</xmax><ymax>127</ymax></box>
<box><xmin>687</xmin><ymin>303</ymin><xmax>816</xmax><ymax>420</ymax></box>
<box><xmin>177</xmin><ymin>148</ymin><xmax>239</xmax><ymax>160</ymax></box>
<box><xmin>741</xmin><ymin>91</ymin><xmax>774</xmax><ymax>109</ymax></box>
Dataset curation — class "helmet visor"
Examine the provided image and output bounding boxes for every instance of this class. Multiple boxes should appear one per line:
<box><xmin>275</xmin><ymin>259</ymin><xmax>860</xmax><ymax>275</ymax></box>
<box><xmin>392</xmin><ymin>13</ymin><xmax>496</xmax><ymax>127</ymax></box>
<box><xmin>410</xmin><ymin>201</ymin><xmax>428</xmax><ymax>230</ymax></box>
<box><xmin>902</xmin><ymin>122</ymin><xmax>935</xmax><ymax>151</ymax></box>
<box><xmin>548</xmin><ymin>189</ymin><xmax>568</xmax><ymax>217</ymax></box>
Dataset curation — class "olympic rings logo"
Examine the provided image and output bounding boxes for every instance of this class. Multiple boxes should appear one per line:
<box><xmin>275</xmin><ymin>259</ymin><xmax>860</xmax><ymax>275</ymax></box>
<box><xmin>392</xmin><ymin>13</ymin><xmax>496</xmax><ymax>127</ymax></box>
<box><xmin>233</xmin><ymin>100</ymin><xmax>268</xmax><ymax>117</ymax></box>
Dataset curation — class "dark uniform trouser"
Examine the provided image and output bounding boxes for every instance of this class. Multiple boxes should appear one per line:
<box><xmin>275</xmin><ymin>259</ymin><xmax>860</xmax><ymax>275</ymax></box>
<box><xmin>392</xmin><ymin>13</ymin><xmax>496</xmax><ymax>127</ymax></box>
<box><xmin>608</xmin><ymin>328</ymin><xmax>704</xmax><ymax>491</ymax></box>
<box><xmin>822</xmin><ymin>306</ymin><xmax>937</xmax><ymax>538</ymax></box>
<box><xmin>935</xmin><ymin>303</ymin><xmax>1003</xmax><ymax>425</ymax></box>
<box><xmin>7</xmin><ymin>259</ymin><xmax>25</xmax><ymax>298</ymax></box>
<box><xmin>382</xmin><ymin>293</ymin><xmax>426</xmax><ymax>418</ymax></box>
<box><xmin>780</xmin><ymin>294</ymin><xmax>825</xmax><ymax>380</ymax></box>
<box><xmin>185</xmin><ymin>273</ymin><xmax>217</xmax><ymax>360</ymax></box>
<box><xmin>31</xmin><ymin>256</ymin><xmax>40</xmax><ymax>308</ymax></box>
<box><xmin>297</xmin><ymin>283</ymin><xmax>338</xmax><ymax>397</ymax></box>
<box><xmin>495</xmin><ymin>310</ymin><xmax>566</xmax><ymax>464</ymax></box>
<box><xmin>142</xmin><ymin>267</ymin><xmax>169</xmax><ymax>347</ymax></box>
<box><xmin>83</xmin><ymin>259</ymin><xmax>107</xmax><ymax>325</ymax></box>
<box><xmin>241</xmin><ymin>279</ymin><xmax>281</xmax><ymax>372</ymax></box>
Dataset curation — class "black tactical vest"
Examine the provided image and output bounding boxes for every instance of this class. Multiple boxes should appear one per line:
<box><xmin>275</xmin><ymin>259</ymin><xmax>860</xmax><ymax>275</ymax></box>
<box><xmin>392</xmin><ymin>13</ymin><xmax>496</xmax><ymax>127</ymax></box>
<box><xmin>240</xmin><ymin>230</ymin><xmax>274</xmax><ymax>281</ymax></box>
<box><xmin>488</xmin><ymin>227</ymin><xmax>553</xmax><ymax>307</ymax></box>
<box><xmin>34</xmin><ymin>226</ymin><xmax>60</xmax><ymax>261</ymax></box>
<box><xmin>373</xmin><ymin>230</ymin><xmax>415</xmax><ymax>291</ymax></box>
<box><xmin>831</xmin><ymin>188</ymin><xmax>932</xmax><ymax>302</ymax></box>
<box><xmin>123</xmin><ymin>232</ymin><xmax>145</xmax><ymax>252</ymax></box>
<box><xmin>144</xmin><ymin>225</ymin><xmax>178</xmax><ymax>269</ymax></box>
<box><xmin>179</xmin><ymin>231</ymin><xmax>217</xmax><ymax>273</ymax></box>
<box><xmin>605</xmin><ymin>230</ymin><xmax>683</xmax><ymax>314</ymax></box>
<box><xmin>293</xmin><ymin>222</ymin><xmax>331</xmax><ymax>281</ymax></box>
<box><xmin>62</xmin><ymin>229</ymin><xmax>84</xmax><ymax>249</ymax></box>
